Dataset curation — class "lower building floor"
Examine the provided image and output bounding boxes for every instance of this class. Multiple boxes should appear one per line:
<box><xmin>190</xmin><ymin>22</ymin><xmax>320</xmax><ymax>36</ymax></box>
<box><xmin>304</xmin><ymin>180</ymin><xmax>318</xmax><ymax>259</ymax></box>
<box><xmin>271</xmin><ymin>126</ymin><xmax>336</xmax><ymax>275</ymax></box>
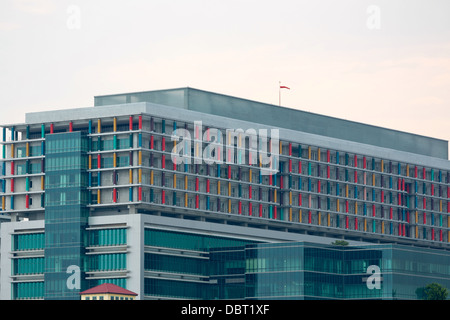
<box><xmin>1</xmin><ymin>212</ymin><xmax>450</xmax><ymax>300</ymax></box>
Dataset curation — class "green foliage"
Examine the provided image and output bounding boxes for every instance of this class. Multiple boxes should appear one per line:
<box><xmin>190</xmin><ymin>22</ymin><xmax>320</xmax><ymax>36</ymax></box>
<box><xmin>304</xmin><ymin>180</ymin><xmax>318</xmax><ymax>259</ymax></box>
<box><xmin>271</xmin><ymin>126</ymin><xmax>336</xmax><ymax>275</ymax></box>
<box><xmin>422</xmin><ymin>283</ymin><xmax>448</xmax><ymax>300</ymax></box>
<box><xmin>331</xmin><ymin>240</ymin><xmax>349</xmax><ymax>246</ymax></box>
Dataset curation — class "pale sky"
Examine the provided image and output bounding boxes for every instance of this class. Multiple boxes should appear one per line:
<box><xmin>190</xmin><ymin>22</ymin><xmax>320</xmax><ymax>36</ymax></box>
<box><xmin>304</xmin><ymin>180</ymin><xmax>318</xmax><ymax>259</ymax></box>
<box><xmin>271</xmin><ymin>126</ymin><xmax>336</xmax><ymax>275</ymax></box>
<box><xmin>1</xmin><ymin>0</ymin><xmax>450</xmax><ymax>156</ymax></box>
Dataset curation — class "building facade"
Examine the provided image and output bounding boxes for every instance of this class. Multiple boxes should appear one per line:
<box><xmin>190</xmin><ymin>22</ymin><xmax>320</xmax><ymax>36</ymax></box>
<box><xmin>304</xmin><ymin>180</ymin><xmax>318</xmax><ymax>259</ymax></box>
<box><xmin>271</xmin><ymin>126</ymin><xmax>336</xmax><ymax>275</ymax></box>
<box><xmin>1</xmin><ymin>87</ymin><xmax>450</xmax><ymax>300</ymax></box>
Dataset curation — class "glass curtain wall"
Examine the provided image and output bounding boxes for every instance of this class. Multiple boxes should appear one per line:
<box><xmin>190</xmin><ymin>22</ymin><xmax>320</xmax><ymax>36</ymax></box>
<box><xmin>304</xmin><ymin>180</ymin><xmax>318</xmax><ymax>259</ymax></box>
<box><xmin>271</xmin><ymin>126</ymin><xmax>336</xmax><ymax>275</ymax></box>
<box><xmin>44</xmin><ymin>132</ymin><xmax>89</xmax><ymax>300</ymax></box>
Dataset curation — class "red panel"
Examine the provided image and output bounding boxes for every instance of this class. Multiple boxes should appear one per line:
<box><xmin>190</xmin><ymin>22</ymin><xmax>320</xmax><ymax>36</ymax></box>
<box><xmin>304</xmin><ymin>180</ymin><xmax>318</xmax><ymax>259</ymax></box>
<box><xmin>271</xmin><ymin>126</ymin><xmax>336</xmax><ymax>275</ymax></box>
<box><xmin>129</xmin><ymin>116</ymin><xmax>133</xmax><ymax>130</ymax></box>
<box><xmin>138</xmin><ymin>187</ymin><xmax>142</xmax><ymax>201</ymax></box>
<box><xmin>138</xmin><ymin>115</ymin><xmax>142</xmax><ymax>129</ymax></box>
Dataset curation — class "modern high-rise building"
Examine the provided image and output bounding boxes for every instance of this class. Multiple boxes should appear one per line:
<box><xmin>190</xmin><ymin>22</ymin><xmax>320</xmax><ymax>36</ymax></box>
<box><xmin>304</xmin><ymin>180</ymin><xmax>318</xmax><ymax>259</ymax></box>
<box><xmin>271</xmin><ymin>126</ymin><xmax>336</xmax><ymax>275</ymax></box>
<box><xmin>1</xmin><ymin>87</ymin><xmax>450</xmax><ymax>300</ymax></box>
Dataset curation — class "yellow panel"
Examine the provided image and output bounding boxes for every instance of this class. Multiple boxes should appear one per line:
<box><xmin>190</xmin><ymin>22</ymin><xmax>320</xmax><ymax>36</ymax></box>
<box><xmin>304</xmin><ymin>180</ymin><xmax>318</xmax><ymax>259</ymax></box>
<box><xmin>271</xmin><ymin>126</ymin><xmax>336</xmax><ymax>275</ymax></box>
<box><xmin>26</xmin><ymin>143</ymin><xmax>29</xmax><ymax>157</ymax></box>
<box><xmin>138</xmin><ymin>169</ymin><xmax>142</xmax><ymax>183</ymax></box>
<box><xmin>113</xmin><ymin>117</ymin><xmax>117</xmax><ymax>132</ymax></box>
<box><xmin>89</xmin><ymin>155</ymin><xmax>92</xmax><ymax>169</ymax></box>
<box><xmin>97</xmin><ymin>119</ymin><xmax>101</xmax><ymax>133</ymax></box>
<box><xmin>327</xmin><ymin>213</ymin><xmax>330</xmax><ymax>226</ymax></box>
<box><xmin>318</xmin><ymin>212</ymin><xmax>321</xmax><ymax>225</ymax></box>
<box><xmin>150</xmin><ymin>170</ymin><xmax>154</xmax><ymax>185</ymax></box>
<box><xmin>317</xmin><ymin>148</ymin><xmax>320</xmax><ymax>161</ymax></box>
<box><xmin>173</xmin><ymin>174</ymin><xmax>177</xmax><ymax>188</ymax></box>
<box><xmin>185</xmin><ymin>175</ymin><xmax>188</xmax><ymax>190</ymax></box>
<box><xmin>185</xmin><ymin>193</ymin><xmax>188</xmax><ymax>207</ymax></box>
<box><xmin>113</xmin><ymin>153</ymin><xmax>116</xmax><ymax>168</ymax></box>
<box><xmin>97</xmin><ymin>189</ymin><xmax>101</xmax><ymax>204</ymax></box>
<box><xmin>41</xmin><ymin>176</ymin><xmax>44</xmax><ymax>190</ymax></box>
<box><xmin>299</xmin><ymin>209</ymin><xmax>302</xmax><ymax>223</ymax></box>
<box><xmin>11</xmin><ymin>144</ymin><xmax>14</xmax><ymax>158</ymax></box>
<box><xmin>129</xmin><ymin>169</ymin><xmax>133</xmax><ymax>184</ymax></box>
<box><xmin>228</xmin><ymin>199</ymin><xmax>231</xmax><ymax>213</ymax></box>
<box><xmin>217</xmin><ymin>181</ymin><xmax>221</xmax><ymax>194</ymax></box>
<box><xmin>138</xmin><ymin>151</ymin><xmax>142</xmax><ymax>165</ymax></box>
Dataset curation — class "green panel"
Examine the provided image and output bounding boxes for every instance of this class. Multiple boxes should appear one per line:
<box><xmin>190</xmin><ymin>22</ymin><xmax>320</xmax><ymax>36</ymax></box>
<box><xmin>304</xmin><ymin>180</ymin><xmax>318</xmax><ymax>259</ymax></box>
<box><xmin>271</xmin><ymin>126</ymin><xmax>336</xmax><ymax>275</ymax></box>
<box><xmin>44</xmin><ymin>132</ymin><xmax>89</xmax><ymax>300</ymax></box>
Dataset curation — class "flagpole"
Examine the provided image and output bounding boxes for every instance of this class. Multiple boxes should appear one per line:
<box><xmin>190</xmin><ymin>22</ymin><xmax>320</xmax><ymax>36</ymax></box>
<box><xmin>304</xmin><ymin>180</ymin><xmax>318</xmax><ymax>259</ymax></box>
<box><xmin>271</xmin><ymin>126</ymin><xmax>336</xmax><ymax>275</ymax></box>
<box><xmin>279</xmin><ymin>81</ymin><xmax>281</xmax><ymax>106</ymax></box>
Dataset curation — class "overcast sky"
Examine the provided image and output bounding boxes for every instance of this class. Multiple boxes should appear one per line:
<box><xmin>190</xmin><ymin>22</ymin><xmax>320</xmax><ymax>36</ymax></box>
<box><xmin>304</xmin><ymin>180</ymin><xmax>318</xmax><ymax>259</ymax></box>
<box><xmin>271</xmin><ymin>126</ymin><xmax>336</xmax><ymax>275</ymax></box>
<box><xmin>1</xmin><ymin>0</ymin><xmax>450</xmax><ymax>154</ymax></box>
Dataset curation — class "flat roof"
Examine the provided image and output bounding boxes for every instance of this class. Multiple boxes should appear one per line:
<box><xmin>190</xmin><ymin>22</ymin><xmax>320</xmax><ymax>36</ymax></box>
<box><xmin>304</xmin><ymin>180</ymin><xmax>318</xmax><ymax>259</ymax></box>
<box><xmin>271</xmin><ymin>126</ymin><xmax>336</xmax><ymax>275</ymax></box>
<box><xmin>94</xmin><ymin>87</ymin><xmax>449</xmax><ymax>159</ymax></box>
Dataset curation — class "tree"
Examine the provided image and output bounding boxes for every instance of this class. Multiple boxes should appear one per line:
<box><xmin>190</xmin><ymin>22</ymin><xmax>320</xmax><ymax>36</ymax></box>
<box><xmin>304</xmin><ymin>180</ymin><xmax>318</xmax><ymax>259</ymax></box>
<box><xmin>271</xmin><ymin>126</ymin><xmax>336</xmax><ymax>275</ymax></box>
<box><xmin>423</xmin><ymin>283</ymin><xmax>448</xmax><ymax>300</ymax></box>
<box><xmin>331</xmin><ymin>240</ymin><xmax>349</xmax><ymax>246</ymax></box>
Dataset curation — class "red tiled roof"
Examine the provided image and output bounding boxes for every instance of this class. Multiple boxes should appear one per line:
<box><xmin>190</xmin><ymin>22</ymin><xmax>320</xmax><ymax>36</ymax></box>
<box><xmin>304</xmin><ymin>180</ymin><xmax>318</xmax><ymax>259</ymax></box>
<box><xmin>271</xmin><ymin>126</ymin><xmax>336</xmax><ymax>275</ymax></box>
<box><xmin>80</xmin><ymin>283</ymin><xmax>138</xmax><ymax>296</ymax></box>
